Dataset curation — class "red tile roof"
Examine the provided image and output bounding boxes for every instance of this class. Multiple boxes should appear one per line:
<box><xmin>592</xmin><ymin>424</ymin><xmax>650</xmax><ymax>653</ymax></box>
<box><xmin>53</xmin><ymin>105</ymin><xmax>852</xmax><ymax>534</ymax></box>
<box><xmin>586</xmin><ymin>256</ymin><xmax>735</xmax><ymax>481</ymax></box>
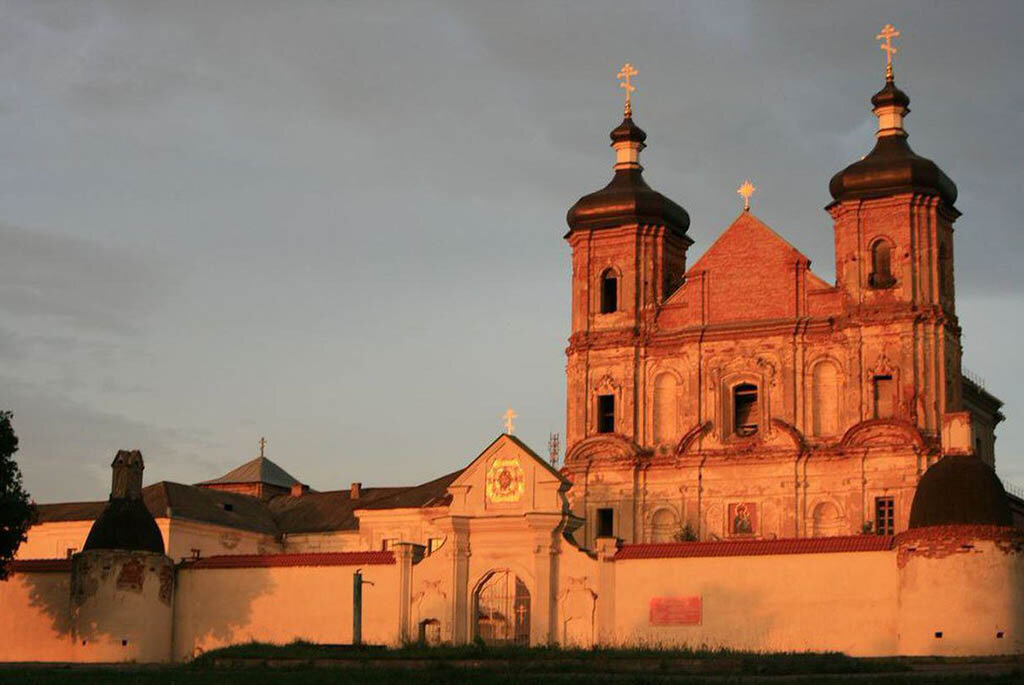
<box><xmin>615</xmin><ymin>535</ymin><xmax>894</xmax><ymax>560</ymax></box>
<box><xmin>182</xmin><ymin>551</ymin><xmax>395</xmax><ymax>569</ymax></box>
<box><xmin>7</xmin><ymin>558</ymin><xmax>72</xmax><ymax>573</ymax></box>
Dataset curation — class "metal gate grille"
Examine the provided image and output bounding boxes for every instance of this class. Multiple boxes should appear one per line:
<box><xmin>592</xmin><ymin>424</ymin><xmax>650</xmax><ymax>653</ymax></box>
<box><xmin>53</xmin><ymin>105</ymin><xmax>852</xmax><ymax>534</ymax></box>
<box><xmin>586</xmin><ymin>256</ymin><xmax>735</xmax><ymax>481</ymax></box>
<box><xmin>475</xmin><ymin>570</ymin><xmax>530</xmax><ymax>646</ymax></box>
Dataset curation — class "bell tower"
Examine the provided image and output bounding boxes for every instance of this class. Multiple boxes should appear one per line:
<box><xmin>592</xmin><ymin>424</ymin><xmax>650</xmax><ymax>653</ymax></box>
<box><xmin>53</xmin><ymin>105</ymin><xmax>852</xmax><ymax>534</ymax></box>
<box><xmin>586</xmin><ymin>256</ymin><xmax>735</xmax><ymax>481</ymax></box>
<box><xmin>827</xmin><ymin>25</ymin><xmax>964</xmax><ymax>434</ymax></box>
<box><xmin>563</xmin><ymin>65</ymin><xmax>692</xmax><ymax>456</ymax></box>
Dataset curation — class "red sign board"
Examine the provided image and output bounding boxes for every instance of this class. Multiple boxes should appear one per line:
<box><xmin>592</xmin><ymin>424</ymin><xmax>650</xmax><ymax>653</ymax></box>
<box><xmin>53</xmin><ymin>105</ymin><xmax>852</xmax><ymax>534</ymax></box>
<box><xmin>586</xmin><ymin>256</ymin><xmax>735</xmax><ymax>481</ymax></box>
<box><xmin>649</xmin><ymin>596</ymin><xmax>702</xmax><ymax>626</ymax></box>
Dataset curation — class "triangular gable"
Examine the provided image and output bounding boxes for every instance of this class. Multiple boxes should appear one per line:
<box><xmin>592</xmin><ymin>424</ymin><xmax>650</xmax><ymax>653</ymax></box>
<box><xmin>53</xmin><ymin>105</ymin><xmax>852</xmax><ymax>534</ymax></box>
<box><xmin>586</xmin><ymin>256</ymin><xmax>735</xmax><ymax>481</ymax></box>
<box><xmin>446</xmin><ymin>434</ymin><xmax>570</xmax><ymax>517</ymax></box>
<box><xmin>670</xmin><ymin>211</ymin><xmax>831</xmax><ymax>324</ymax></box>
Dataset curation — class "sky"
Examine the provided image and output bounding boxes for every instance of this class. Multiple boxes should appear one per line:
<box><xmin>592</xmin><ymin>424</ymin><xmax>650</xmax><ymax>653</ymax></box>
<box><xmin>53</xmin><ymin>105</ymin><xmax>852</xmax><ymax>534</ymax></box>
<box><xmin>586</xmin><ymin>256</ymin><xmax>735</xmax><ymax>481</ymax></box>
<box><xmin>2</xmin><ymin>1</ymin><xmax>1023</xmax><ymax>503</ymax></box>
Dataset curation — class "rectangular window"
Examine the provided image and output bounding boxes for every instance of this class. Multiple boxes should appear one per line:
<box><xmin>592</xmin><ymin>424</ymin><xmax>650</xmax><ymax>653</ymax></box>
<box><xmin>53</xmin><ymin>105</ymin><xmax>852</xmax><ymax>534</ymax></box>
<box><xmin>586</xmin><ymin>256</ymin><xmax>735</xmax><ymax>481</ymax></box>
<box><xmin>873</xmin><ymin>375</ymin><xmax>894</xmax><ymax>419</ymax></box>
<box><xmin>875</xmin><ymin>496</ymin><xmax>895</xmax><ymax>535</ymax></box>
<box><xmin>733</xmin><ymin>384</ymin><xmax>759</xmax><ymax>436</ymax></box>
<box><xmin>597</xmin><ymin>508</ymin><xmax>615</xmax><ymax>538</ymax></box>
<box><xmin>597</xmin><ymin>394</ymin><xmax>615</xmax><ymax>434</ymax></box>
<box><xmin>381</xmin><ymin>538</ymin><xmax>398</xmax><ymax>551</ymax></box>
<box><xmin>427</xmin><ymin>538</ymin><xmax>444</xmax><ymax>555</ymax></box>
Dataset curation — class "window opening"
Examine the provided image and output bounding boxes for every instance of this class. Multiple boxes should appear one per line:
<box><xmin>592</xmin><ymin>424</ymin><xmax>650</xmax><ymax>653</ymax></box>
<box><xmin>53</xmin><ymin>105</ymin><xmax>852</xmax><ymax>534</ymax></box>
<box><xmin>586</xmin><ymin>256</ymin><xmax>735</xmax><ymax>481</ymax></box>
<box><xmin>869</xmin><ymin>240</ymin><xmax>896</xmax><ymax>288</ymax></box>
<box><xmin>733</xmin><ymin>384</ymin><xmax>759</xmax><ymax>436</ymax></box>
<box><xmin>875</xmin><ymin>496</ymin><xmax>895</xmax><ymax>536</ymax></box>
<box><xmin>873</xmin><ymin>375</ymin><xmax>894</xmax><ymax>418</ymax></box>
<box><xmin>600</xmin><ymin>271</ymin><xmax>618</xmax><ymax>313</ymax></box>
<box><xmin>597</xmin><ymin>508</ymin><xmax>615</xmax><ymax>538</ymax></box>
<box><xmin>597</xmin><ymin>394</ymin><xmax>615</xmax><ymax>434</ymax></box>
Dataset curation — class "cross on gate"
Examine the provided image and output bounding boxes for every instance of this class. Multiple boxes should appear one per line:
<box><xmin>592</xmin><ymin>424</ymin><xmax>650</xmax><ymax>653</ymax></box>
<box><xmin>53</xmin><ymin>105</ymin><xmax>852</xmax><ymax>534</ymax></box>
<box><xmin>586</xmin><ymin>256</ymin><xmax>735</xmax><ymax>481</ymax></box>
<box><xmin>503</xmin><ymin>408</ymin><xmax>518</xmax><ymax>435</ymax></box>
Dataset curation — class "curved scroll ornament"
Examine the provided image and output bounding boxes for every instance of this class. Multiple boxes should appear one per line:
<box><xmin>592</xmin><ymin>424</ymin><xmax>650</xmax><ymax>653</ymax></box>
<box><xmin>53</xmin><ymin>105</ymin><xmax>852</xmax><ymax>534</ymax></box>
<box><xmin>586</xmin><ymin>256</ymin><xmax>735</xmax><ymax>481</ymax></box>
<box><xmin>839</xmin><ymin>418</ymin><xmax>928</xmax><ymax>451</ymax></box>
<box><xmin>565</xmin><ymin>434</ymin><xmax>644</xmax><ymax>464</ymax></box>
<box><xmin>674</xmin><ymin>422</ymin><xmax>713</xmax><ymax>458</ymax></box>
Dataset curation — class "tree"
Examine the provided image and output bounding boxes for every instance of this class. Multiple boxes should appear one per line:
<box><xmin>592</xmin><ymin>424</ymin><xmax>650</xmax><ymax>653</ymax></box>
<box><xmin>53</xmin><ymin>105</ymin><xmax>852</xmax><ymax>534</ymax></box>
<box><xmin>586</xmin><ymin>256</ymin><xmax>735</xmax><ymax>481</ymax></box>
<box><xmin>0</xmin><ymin>411</ymin><xmax>33</xmax><ymax>580</ymax></box>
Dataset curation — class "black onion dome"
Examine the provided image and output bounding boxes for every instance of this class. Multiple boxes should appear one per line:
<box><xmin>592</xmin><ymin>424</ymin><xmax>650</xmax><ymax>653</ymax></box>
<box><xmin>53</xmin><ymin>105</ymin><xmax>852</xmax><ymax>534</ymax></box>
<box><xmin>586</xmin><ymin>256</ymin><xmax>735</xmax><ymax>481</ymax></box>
<box><xmin>870</xmin><ymin>79</ymin><xmax>910</xmax><ymax>109</ymax></box>
<box><xmin>609</xmin><ymin>115</ymin><xmax>647</xmax><ymax>145</ymax></box>
<box><xmin>909</xmin><ymin>455</ymin><xmax>1013</xmax><ymax>529</ymax></box>
<box><xmin>83</xmin><ymin>497</ymin><xmax>165</xmax><ymax>554</ymax></box>
<box><xmin>567</xmin><ymin>116</ymin><xmax>689</xmax><ymax>235</ymax></box>
<box><xmin>829</xmin><ymin>81</ymin><xmax>957</xmax><ymax>207</ymax></box>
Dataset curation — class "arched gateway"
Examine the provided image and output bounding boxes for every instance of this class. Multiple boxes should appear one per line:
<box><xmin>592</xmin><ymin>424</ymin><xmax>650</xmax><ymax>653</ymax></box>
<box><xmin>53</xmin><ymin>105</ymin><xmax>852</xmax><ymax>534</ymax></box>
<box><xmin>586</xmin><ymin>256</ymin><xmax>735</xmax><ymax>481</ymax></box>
<box><xmin>474</xmin><ymin>570</ymin><xmax>530</xmax><ymax>646</ymax></box>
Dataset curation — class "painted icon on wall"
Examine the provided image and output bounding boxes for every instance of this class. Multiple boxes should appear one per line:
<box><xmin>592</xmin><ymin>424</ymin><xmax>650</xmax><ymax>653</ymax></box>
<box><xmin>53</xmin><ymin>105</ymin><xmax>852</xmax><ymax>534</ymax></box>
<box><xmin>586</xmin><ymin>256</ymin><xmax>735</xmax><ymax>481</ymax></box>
<box><xmin>729</xmin><ymin>502</ymin><xmax>757</xmax><ymax>536</ymax></box>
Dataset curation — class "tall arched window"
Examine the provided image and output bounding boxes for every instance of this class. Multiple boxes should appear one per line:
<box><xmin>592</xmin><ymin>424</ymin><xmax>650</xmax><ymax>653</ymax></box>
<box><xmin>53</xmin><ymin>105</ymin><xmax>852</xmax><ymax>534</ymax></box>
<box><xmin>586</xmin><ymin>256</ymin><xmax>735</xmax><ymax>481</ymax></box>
<box><xmin>652</xmin><ymin>373</ymin><xmax>678</xmax><ymax>444</ymax></box>
<box><xmin>600</xmin><ymin>269</ymin><xmax>618</xmax><ymax>313</ymax></box>
<box><xmin>811</xmin><ymin>362</ymin><xmax>839</xmax><ymax>437</ymax></box>
<box><xmin>869</xmin><ymin>240</ymin><xmax>895</xmax><ymax>288</ymax></box>
<box><xmin>733</xmin><ymin>383</ymin><xmax>759</xmax><ymax>436</ymax></box>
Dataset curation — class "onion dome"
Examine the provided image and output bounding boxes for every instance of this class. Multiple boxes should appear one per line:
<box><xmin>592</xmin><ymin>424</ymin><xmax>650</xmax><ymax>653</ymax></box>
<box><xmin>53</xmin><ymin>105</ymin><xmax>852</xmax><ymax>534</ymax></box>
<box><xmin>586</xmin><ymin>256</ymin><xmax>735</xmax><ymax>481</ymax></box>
<box><xmin>83</xmin><ymin>450</ymin><xmax>165</xmax><ymax>554</ymax></box>
<box><xmin>828</xmin><ymin>76</ymin><xmax>957</xmax><ymax>208</ymax></box>
<box><xmin>567</xmin><ymin>113</ymin><xmax>689</xmax><ymax>235</ymax></box>
<box><xmin>908</xmin><ymin>455</ymin><xmax>1013</xmax><ymax>529</ymax></box>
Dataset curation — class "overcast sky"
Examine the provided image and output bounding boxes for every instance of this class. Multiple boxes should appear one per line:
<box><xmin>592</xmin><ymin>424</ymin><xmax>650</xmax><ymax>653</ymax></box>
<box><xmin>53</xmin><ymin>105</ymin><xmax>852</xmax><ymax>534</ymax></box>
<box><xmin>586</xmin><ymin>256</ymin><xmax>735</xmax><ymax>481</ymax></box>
<box><xmin>2</xmin><ymin>1</ymin><xmax>1023</xmax><ymax>502</ymax></box>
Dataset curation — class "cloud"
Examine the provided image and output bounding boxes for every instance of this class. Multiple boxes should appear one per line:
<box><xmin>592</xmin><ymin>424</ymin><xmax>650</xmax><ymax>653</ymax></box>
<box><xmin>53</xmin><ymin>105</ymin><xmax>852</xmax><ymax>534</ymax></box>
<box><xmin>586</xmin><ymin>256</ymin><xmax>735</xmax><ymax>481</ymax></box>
<box><xmin>0</xmin><ymin>222</ymin><xmax>170</xmax><ymax>334</ymax></box>
<box><xmin>0</xmin><ymin>375</ymin><xmax>221</xmax><ymax>503</ymax></box>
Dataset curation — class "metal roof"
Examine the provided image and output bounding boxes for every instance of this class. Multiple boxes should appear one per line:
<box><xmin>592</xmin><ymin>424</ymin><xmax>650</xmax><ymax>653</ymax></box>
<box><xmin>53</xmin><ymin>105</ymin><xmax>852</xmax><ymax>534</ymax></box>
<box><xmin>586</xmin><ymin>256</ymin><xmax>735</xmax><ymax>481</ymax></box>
<box><xmin>197</xmin><ymin>456</ymin><xmax>300</xmax><ymax>489</ymax></box>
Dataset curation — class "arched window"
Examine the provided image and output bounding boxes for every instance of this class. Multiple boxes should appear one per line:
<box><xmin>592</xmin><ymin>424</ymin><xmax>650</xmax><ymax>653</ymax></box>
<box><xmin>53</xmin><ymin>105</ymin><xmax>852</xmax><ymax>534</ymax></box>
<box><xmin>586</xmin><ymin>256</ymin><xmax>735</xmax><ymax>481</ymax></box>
<box><xmin>600</xmin><ymin>269</ymin><xmax>618</xmax><ymax>313</ymax></box>
<box><xmin>652</xmin><ymin>373</ymin><xmax>678</xmax><ymax>444</ymax></box>
<box><xmin>811</xmin><ymin>362</ymin><xmax>839</xmax><ymax>437</ymax></box>
<box><xmin>869</xmin><ymin>240</ymin><xmax>895</xmax><ymax>288</ymax></box>
<box><xmin>733</xmin><ymin>383</ymin><xmax>759</xmax><ymax>436</ymax></box>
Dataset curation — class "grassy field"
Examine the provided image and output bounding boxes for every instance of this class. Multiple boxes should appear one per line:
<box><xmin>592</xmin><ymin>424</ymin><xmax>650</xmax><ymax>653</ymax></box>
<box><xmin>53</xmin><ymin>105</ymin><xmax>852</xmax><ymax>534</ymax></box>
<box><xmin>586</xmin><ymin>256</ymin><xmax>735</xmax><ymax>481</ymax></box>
<box><xmin>2</xmin><ymin>642</ymin><xmax>1023</xmax><ymax>683</ymax></box>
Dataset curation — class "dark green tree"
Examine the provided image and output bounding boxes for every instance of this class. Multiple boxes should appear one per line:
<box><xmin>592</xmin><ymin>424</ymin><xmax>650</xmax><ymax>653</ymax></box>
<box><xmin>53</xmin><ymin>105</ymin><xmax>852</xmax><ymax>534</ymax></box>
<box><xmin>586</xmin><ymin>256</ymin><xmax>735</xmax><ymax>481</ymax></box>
<box><xmin>0</xmin><ymin>411</ymin><xmax>33</xmax><ymax>580</ymax></box>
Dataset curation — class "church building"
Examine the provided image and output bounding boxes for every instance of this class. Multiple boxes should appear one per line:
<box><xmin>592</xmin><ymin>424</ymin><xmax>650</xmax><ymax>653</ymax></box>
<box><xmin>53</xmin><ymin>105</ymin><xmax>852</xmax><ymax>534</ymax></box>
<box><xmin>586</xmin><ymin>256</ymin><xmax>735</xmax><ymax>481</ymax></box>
<box><xmin>2</xmin><ymin>28</ymin><xmax>1023</xmax><ymax>662</ymax></box>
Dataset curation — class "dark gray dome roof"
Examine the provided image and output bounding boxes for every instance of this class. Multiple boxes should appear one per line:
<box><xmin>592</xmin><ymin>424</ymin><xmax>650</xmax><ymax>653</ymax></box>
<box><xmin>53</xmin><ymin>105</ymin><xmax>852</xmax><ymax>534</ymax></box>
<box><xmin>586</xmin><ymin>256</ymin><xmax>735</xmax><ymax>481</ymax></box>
<box><xmin>83</xmin><ymin>497</ymin><xmax>165</xmax><ymax>554</ymax></box>
<box><xmin>829</xmin><ymin>78</ymin><xmax>957</xmax><ymax>208</ymax></box>
<box><xmin>567</xmin><ymin>115</ymin><xmax>689</xmax><ymax>236</ymax></box>
<box><xmin>909</xmin><ymin>455</ymin><xmax>1012</xmax><ymax>529</ymax></box>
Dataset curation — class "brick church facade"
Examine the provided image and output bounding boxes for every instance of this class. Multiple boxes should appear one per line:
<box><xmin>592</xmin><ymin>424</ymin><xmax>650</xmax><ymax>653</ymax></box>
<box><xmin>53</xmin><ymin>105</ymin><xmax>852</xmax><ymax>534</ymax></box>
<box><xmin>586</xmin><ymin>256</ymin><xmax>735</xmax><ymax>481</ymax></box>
<box><xmin>562</xmin><ymin>72</ymin><xmax>1003</xmax><ymax>548</ymax></box>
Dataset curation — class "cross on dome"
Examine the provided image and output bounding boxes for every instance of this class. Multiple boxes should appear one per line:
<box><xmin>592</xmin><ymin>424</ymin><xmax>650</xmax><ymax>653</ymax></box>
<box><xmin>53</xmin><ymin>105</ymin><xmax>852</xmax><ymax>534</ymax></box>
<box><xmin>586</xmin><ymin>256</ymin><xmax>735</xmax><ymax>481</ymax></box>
<box><xmin>258</xmin><ymin>436</ymin><xmax>267</xmax><ymax>458</ymax></box>
<box><xmin>876</xmin><ymin>24</ymin><xmax>900</xmax><ymax>81</ymax></box>
<box><xmin>617</xmin><ymin>63</ymin><xmax>637</xmax><ymax>117</ymax></box>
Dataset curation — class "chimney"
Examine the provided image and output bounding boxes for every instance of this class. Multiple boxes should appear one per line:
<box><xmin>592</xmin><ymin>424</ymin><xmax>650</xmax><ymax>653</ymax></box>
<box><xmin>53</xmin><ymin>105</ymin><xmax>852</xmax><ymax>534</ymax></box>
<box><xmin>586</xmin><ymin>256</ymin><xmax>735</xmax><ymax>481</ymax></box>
<box><xmin>291</xmin><ymin>482</ymin><xmax>309</xmax><ymax>497</ymax></box>
<box><xmin>350</xmin><ymin>482</ymin><xmax>362</xmax><ymax>500</ymax></box>
<box><xmin>110</xmin><ymin>450</ymin><xmax>144</xmax><ymax>500</ymax></box>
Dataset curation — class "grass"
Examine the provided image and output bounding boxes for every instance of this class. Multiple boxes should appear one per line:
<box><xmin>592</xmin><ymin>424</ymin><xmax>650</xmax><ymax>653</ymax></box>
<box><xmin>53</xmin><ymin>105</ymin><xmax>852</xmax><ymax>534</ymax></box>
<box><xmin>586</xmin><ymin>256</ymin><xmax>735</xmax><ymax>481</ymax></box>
<box><xmin>2</xmin><ymin>641</ymin><xmax>1023</xmax><ymax>683</ymax></box>
<box><xmin>194</xmin><ymin>639</ymin><xmax>910</xmax><ymax>674</ymax></box>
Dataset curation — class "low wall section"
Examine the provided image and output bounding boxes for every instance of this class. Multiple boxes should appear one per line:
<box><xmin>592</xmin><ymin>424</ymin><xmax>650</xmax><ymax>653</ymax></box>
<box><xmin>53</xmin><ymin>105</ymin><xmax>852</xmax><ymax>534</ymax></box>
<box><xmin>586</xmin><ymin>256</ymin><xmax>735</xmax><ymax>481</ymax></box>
<box><xmin>172</xmin><ymin>551</ymin><xmax>399</xmax><ymax>661</ymax></box>
<box><xmin>0</xmin><ymin>560</ymin><xmax>73</xmax><ymax>662</ymax></box>
<box><xmin>609</xmin><ymin>537</ymin><xmax>899</xmax><ymax>655</ymax></box>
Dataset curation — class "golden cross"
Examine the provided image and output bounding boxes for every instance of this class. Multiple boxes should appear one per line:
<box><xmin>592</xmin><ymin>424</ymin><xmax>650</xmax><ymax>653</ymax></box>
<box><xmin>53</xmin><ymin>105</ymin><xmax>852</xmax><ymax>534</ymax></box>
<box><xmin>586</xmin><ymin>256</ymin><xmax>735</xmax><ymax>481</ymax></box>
<box><xmin>502</xmin><ymin>408</ymin><xmax>518</xmax><ymax>435</ymax></box>
<box><xmin>258</xmin><ymin>436</ymin><xmax>267</xmax><ymax>458</ymax></box>
<box><xmin>617</xmin><ymin>63</ymin><xmax>637</xmax><ymax>116</ymax></box>
<box><xmin>876</xmin><ymin>24</ymin><xmax>900</xmax><ymax>80</ymax></box>
<box><xmin>737</xmin><ymin>180</ymin><xmax>756</xmax><ymax>211</ymax></box>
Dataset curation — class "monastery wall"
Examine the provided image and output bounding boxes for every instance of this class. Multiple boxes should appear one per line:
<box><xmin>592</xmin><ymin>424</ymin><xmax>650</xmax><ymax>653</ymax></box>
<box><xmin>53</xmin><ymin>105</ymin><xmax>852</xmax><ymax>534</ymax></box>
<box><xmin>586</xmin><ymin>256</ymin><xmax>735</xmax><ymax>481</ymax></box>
<box><xmin>608</xmin><ymin>547</ymin><xmax>898</xmax><ymax>655</ymax></box>
<box><xmin>18</xmin><ymin>518</ymin><xmax>276</xmax><ymax>562</ymax></box>
<box><xmin>16</xmin><ymin>520</ymin><xmax>95</xmax><ymax>560</ymax></box>
<box><xmin>163</xmin><ymin>519</ymin><xmax>274</xmax><ymax>560</ymax></box>
<box><xmin>172</xmin><ymin>556</ymin><xmax>400</xmax><ymax>661</ymax></box>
